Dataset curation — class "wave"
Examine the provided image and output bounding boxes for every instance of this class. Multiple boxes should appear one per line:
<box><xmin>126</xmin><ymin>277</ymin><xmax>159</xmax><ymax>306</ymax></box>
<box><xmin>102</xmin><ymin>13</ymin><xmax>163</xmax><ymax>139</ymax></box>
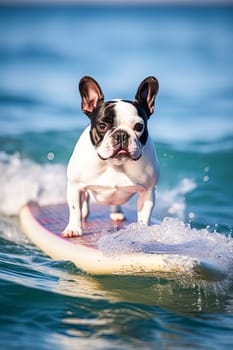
<box><xmin>166</xmin><ymin>136</ymin><xmax>233</xmax><ymax>154</ymax></box>
<box><xmin>151</xmin><ymin>116</ymin><xmax>233</xmax><ymax>148</ymax></box>
<box><xmin>0</xmin><ymin>45</ymin><xmax>67</xmax><ymax>64</ymax></box>
<box><xmin>98</xmin><ymin>218</ymin><xmax>233</xmax><ymax>269</ymax></box>
<box><xmin>0</xmin><ymin>152</ymin><xmax>66</xmax><ymax>216</ymax></box>
<box><xmin>0</xmin><ymin>92</ymin><xmax>43</xmax><ymax>107</ymax></box>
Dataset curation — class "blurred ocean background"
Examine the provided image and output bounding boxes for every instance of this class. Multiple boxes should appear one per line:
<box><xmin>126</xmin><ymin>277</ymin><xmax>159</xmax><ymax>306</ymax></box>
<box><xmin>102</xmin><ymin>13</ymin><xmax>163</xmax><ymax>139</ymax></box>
<box><xmin>0</xmin><ymin>2</ymin><xmax>233</xmax><ymax>349</ymax></box>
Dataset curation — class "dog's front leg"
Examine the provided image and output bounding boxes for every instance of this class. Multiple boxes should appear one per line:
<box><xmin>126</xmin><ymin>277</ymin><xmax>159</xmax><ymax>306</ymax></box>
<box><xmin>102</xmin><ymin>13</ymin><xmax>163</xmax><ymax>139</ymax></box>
<box><xmin>62</xmin><ymin>181</ymin><xmax>83</xmax><ymax>237</ymax></box>
<box><xmin>137</xmin><ymin>188</ymin><xmax>155</xmax><ymax>226</ymax></box>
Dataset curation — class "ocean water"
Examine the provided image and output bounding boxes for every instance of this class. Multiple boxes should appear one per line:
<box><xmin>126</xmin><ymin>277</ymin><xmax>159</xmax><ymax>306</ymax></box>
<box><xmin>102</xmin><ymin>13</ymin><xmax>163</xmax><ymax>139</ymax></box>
<box><xmin>0</xmin><ymin>4</ymin><xmax>233</xmax><ymax>349</ymax></box>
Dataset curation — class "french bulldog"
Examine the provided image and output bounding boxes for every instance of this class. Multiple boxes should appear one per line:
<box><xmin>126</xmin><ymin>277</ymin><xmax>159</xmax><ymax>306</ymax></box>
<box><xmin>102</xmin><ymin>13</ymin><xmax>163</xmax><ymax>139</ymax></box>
<box><xmin>63</xmin><ymin>76</ymin><xmax>160</xmax><ymax>237</ymax></box>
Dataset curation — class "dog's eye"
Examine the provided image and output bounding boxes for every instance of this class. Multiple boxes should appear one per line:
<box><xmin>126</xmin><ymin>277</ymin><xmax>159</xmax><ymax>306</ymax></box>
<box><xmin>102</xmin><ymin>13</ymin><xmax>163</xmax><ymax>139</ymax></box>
<box><xmin>97</xmin><ymin>123</ymin><xmax>108</xmax><ymax>132</ymax></box>
<box><xmin>134</xmin><ymin>123</ymin><xmax>144</xmax><ymax>132</ymax></box>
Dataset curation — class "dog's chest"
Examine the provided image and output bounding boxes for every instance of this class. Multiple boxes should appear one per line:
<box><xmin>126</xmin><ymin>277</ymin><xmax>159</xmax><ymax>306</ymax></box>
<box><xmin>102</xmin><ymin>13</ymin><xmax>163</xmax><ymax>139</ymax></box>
<box><xmin>83</xmin><ymin>167</ymin><xmax>144</xmax><ymax>205</ymax></box>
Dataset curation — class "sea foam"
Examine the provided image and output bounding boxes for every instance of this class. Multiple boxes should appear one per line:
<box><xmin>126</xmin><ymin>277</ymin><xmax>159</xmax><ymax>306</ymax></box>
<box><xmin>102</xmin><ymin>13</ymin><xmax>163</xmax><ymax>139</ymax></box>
<box><xmin>98</xmin><ymin>218</ymin><xmax>233</xmax><ymax>265</ymax></box>
<box><xmin>0</xmin><ymin>152</ymin><xmax>66</xmax><ymax>216</ymax></box>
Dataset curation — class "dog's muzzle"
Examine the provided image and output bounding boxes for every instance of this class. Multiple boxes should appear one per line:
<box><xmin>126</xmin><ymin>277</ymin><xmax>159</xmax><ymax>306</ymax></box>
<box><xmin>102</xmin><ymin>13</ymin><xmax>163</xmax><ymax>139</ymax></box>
<box><xmin>111</xmin><ymin>129</ymin><xmax>142</xmax><ymax>161</ymax></box>
<box><xmin>97</xmin><ymin>128</ymin><xmax>142</xmax><ymax>161</ymax></box>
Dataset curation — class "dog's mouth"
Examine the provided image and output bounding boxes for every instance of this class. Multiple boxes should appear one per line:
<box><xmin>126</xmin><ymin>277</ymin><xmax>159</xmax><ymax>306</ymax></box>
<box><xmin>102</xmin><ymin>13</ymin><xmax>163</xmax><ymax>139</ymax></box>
<box><xmin>116</xmin><ymin>149</ymin><xmax>128</xmax><ymax>156</ymax></box>
<box><xmin>113</xmin><ymin>148</ymin><xmax>141</xmax><ymax>161</ymax></box>
<box><xmin>113</xmin><ymin>147</ymin><xmax>130</xmax><ymax>159</ymax></box>
<box><xmin>98</xmin><ymin>148</ymin><xmax>130</xmax><ymax>161</ymax></box>
<box><xmin>98</xmin><ymin>143</ymin><xmax>142</xmax><ymax>161</ymax></box>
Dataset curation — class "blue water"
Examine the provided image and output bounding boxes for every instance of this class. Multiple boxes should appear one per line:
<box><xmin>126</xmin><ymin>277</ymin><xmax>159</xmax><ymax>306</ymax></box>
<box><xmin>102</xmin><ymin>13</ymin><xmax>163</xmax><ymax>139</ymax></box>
<box><xmin>0</xmin><ymin>4</ymin><xmax>233</xmax><ymax>349</ymax></box>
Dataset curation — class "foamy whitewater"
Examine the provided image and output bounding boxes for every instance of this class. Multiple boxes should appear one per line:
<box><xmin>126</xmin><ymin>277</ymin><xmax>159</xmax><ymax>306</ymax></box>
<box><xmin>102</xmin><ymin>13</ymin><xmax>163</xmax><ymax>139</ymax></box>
<box><xmin>0</xmin><ymin>152</ymin><xmax>66</xmax><ymax>216</ymax></box>
<box><xmin>98</xmin><ymin>221</ymin><xmax>233</xmax><ymax>283</ymax></box>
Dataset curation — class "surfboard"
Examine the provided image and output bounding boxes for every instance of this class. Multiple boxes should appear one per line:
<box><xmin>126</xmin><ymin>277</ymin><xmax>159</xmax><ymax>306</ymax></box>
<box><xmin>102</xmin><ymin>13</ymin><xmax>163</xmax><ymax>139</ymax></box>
<box><xmin>19</xmin><ymin>201</ymin><xmax>226</xmax><ymax>281</ymax></box>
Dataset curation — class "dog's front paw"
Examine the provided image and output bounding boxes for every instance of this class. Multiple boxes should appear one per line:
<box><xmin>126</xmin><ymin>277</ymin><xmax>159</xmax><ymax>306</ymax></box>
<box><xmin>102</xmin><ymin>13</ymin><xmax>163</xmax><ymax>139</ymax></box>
<box><xmin>62</xmin><ymin>226</ymin><xmax>83</xmax><ymax>238</ymax></box>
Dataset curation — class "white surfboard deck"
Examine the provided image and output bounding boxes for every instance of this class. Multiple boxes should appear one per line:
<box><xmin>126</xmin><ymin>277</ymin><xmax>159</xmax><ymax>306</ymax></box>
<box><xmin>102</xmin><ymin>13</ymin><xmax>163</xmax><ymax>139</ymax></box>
<box><xmin>19</xmin><ymin>201</ymin><xmax>226</xmax><ymax>281</ymax></box>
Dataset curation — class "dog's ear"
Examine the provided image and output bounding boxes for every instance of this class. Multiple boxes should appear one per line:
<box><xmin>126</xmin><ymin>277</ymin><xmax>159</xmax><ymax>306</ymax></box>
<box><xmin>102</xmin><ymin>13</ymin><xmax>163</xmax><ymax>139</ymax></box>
<box><xmin>79</xmin><ymin>76</ymin><xmax>104</xmax><ymax>116</ymax></box>
<box><xmin>135</xmin><ymin>76</ymin><xmax>159</xmax><ymax>118</ymax></box>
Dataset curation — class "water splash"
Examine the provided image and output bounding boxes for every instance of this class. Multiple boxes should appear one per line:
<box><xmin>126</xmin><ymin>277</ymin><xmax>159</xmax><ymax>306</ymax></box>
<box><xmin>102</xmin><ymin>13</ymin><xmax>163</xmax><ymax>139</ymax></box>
<box><xmin>0</xmin><ymin>152</ymin><xmax>66</xmax><ymax>216</ymax></box>
<box><xmin>156</xmin><ymin>178</ymin><xmax>197</xmax><ymax>220</ymax></box>
<box><xmin>98</xmin><ymin>218</ymin><xmax>233</xmax><ymax>280</ymax></box>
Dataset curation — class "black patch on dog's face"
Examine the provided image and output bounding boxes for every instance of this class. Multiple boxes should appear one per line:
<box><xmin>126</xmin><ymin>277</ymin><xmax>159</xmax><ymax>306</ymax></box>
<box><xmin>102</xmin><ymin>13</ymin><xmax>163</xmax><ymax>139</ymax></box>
<box><xmin>121</xmin><ymin>100</ymin><xmax>149</xmax><ymax>146</ymax></box>
<box><xmin>89</xmin><ymin>100</ymin><xmax>149</xmax><ymax>146</ymax></box>
<box><xmin>89</xmin><ymin>101</ymin><xmax>116</xmax><ymax>146</ymax></box>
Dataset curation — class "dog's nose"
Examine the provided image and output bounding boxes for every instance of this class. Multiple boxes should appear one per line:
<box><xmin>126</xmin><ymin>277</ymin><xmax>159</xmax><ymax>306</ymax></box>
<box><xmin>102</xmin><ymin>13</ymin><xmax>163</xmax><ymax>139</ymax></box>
<box><xmin>113</xmin><ymin>130</ymin><xmax>129</xmax><ymax>146</ymax></box>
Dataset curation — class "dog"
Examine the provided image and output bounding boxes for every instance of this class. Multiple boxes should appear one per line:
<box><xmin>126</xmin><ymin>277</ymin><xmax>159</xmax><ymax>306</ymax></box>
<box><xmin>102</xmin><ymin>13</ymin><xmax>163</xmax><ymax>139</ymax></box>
<box><xmin>62</xmin><ymin>76</ymin><xmax>160</xmax><ymax>237</ymax></box>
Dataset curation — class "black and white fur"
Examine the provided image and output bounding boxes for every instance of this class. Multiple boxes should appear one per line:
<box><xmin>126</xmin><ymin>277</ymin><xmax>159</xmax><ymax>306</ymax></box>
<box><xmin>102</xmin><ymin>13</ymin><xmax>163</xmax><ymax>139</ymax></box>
<box><xmin>63</xmin><ymin>76</ymin><xmax>160</xmax><ymax>237</ymax></box>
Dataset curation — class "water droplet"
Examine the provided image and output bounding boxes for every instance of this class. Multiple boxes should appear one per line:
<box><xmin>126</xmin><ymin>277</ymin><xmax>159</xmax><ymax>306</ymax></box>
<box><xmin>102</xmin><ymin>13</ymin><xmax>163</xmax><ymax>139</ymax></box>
<box><xmin>203</xmin><ymin>175</ymin><xmax>209</xmax><ymax>182</ymax></box>
<box><xmin>47</xmin><ymin>152</ymin><xmax>55</xmax><ymax>161</ymax></box>
<box><xmin>188</xmin><ymin>212</ymin><xmax>195</xmax><ymax>220</ymax></box>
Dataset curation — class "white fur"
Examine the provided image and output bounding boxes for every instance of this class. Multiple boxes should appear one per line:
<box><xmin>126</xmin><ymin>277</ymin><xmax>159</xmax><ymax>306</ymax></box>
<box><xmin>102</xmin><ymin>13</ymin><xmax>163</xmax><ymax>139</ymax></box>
<box><xmin>63</xmin><ymin>101</ymin><xmax>159</xmax><ymax>237</ymax></box>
